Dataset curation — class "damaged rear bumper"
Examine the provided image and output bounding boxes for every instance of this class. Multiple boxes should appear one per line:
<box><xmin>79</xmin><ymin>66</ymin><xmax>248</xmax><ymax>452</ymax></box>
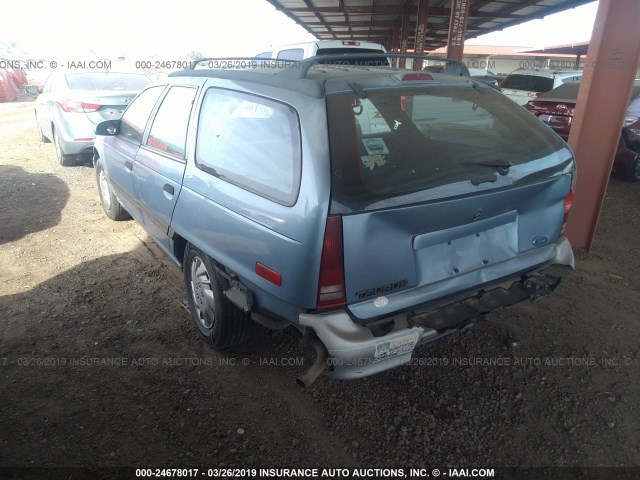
<box><xmin>299</xmin><ymin>237</ymin><xmax>574</xmax><ymax>381</ymax></box>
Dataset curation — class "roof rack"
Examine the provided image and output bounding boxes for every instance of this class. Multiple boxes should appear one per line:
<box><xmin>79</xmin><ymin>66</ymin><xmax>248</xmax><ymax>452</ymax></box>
<box><xmin>179</xmin><ymin>54</ymin><xmax>469</xmax><ymax>80</ymax></box>
<box><xmin>277</xmin><ymin>53</ymin><xmax>468</xmax><ymax>79</ymax></box>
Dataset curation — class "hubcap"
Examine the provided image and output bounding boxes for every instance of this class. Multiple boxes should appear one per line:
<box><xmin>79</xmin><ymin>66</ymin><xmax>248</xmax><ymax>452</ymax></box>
<box><xmin>190</xmin><ymin>256</ymin><xmax>215</xmax><ymax>329</ymax></box>
<box><xmin>98</xmin><ymin>170</ymin><xmax>111</xmax><ymax>210</ymax></box>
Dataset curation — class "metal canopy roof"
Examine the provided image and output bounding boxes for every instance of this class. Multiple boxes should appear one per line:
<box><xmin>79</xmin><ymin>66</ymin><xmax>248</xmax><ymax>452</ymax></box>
<box><xmin>265</xmin><ymin>0</ymin><xmax>594</xmax><ymax>51</ymax></box>
<box><xmin>520</xmin><ymin>41</ymin><xmax>590</xmax><ymax>56</ymax></box>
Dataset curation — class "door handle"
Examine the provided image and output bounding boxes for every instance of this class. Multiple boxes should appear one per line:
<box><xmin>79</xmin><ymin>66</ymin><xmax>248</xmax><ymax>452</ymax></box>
<box><xmin>124</xmin><ymin>160</ymin><xmax>133</xmax><ymax>171</ymax></box>
<box><xmin>163</xmin><ymin>184</ymin><xmax>174</xmax><ymax>195</ymax></box>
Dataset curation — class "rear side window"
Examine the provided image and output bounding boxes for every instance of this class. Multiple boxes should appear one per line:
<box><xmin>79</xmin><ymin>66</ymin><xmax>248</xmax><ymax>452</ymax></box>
<box><xmin>118</xmin><ymin>86</ymin><xmax>164</xmax><ymax>144</ymax></box>
<box><xmin>277</xmin><ymin>49</ymin><xmax>304</xmax><ymax>61</ymax></box>
<box><xmin>327</xmin><ymin>87</ymin><xmax>565</xmax><ymax>211</ymax></box>
<box><xmin>196</xmin><ymin>88</ymin><xmax>301</xmax><ymax>206</ymax></box>
<box><xmin>501</xmin><ymin>74</ymin><xmax>554</xmax><ymax>93</ymax></box>
<box><xmin>146</xmin><ymin>86</ymin><xmax>197</xmax><ymax>159</ymax></box>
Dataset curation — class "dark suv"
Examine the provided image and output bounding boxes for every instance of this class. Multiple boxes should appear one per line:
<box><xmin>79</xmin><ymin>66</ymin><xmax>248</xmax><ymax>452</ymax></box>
<box><xmin>93</xmin><ymin>55</ymin><xmax>576</xmax><ymax>386</ymax></box>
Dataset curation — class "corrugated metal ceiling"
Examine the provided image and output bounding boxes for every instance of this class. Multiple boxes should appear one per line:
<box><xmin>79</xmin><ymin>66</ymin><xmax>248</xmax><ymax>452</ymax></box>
<box><xmin>265</xmin><ymin>0</ymin><xmax>593</xmax><ymax>51</ymax></box>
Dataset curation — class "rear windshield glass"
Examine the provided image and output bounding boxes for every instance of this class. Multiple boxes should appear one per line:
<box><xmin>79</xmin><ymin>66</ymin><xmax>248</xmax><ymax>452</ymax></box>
<box><xmin>327</xmin><ymin>86</ymin><xmax>565</xmax><ymax>211</ymax></box>
<box><xmin>541</xmin><ymin>82</ymin><xmax>640</xmax><ymax>103</ymax></box>
<box><xmin>539</xmin><ymin>82</ymin><xmax>580</xmax><ymax>101</ymax></box>
<box><xmin>65</xmin><ymin>73</ymin><xmax>151</xmax><ymax>91</ymax></box>
<box><xmin>500</xmin><ymin>74</ymin><xmax>554</xmax><ymax>92</ymax></box>
<box><xmin>316</xmin><ymin>48</ymin><xmax>389</xmax><ymax>66</ymax></box>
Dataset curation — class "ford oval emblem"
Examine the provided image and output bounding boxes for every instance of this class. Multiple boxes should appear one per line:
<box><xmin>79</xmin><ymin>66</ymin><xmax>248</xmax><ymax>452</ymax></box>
<box><xmin>532</xmin><ymin>235</ymin><xmax>549</xmax><ymax>246</ymax></box>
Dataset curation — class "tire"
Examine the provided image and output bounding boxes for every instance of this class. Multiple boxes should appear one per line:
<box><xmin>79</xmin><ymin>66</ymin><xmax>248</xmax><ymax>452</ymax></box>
<box><xmin>626</xmin><ymin>156</ymin><xmax>640</xmax><ymax>182</ymax></box>
<box><xmin>95</xmin><ymin>159</ymin><xmax>131</xmax><ymax>221</ymax></box>
<box><xmin>52</xmin><ymin>127</ymin><xmax>76</xmax><ymax>166</ymax></box>
<box><xmin>184</xmin><ymin>244</ymin><xmax>252</xmax><ymax>350</ymax></box>
<box><xmin>35</xmin><ymin>114</ymin><xmax>50</xmax><ymax>143</ymax></box>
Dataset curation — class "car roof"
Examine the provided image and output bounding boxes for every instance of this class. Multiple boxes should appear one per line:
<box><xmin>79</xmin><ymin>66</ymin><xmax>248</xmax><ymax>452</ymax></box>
<box><xmin>271</xmin><ymin>40</ymin><xmax>386</xmax><ymax>51</ymax></box>
<box><xmin>507</xmin><ymin>69</ymin><xmax>582</xmax><ymax>79</ymax></box>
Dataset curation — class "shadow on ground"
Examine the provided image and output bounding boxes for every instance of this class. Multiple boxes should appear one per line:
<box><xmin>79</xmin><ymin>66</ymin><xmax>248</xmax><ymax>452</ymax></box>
<box><xmin>0</xmin><ymin>165</ymin><xmax>69</xmax><ymax>244</ymax></box>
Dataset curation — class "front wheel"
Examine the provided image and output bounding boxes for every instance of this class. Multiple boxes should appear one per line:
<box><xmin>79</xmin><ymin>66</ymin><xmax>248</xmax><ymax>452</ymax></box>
<box><xmin>95</xmin><ymin>159</ymin><xmax>131</xmax><ymax>221</ymax></box>
<box><xmin>184</xmin><ymin>244</ymin><xmax>252</xmax><ymax>350</ymax></box>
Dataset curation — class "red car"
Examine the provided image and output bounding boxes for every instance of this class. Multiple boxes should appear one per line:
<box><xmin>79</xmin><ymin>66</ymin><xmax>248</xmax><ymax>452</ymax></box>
<box><xmin>524</xmin><ymin>81</ymin><xmax>640</xmax><ymax>182</ymax></box>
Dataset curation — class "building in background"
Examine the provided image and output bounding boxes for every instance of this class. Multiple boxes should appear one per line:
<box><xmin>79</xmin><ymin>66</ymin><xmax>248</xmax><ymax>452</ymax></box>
<box><xmin>428</xmin><ymin>44</ymin><xmax>584</xmax><ymax>75</ymax></box>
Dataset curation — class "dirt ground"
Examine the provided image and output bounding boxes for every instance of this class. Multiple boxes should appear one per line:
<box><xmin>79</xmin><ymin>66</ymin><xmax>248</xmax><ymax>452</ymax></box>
<box><xmin>0</xmin><ymin>99</ymin><xmax>639</xmax><ymax>475</ymax></box>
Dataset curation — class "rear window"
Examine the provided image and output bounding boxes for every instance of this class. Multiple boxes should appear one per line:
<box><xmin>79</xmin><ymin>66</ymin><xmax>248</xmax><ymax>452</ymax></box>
<box><xmin>277</xmin><ymin>49</ymin><xmax>304</xmax><ymax>61</ymax></box>
<box><xmin>500</xmin><ymin>74</ymin><xmax>554</xmax><ymax>93</ymax></box>
<box><xmin>327</xmin><ymin>86</ymin><xmax>565</xmax><ymax>211</ymax></box>
<box><xmin>539</xmin><ymin>82</ymin><xmax>580</xmax><ymax>101</ymax></box>
<box><xmin>65</xmin><ymin>73</ymin><xmax>151</xmax><ymax>91</ymax></box>
<box><xmin>196</xmin><ymin>88</ymin><xmax>302</xmax><ymax>206</ymax></box>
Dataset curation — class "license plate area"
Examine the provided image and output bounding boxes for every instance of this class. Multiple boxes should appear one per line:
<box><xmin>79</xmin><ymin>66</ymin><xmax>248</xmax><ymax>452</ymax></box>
<box><xmin>413</xmin><ymin>211</ymin><xmax>518</xmax><ymax>284</ymax></box>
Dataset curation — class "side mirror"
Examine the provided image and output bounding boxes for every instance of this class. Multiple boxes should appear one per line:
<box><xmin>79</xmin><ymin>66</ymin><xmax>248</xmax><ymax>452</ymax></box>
<box><xmin>96</xmin><ymin>120</ymin><xmax>120</xmax><ymax>136</ymax></box>
<box><xmin>25</xmin><ymin>85</ymin><xmax>42</xmax><ymax>95</ymax></box>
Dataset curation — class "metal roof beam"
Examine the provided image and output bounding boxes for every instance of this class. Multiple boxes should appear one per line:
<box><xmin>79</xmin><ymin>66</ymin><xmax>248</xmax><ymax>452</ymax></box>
<box><xmin>279</xmin><ymin>6</ymin><xmax>522</xmax><ymax>19</ymax></box>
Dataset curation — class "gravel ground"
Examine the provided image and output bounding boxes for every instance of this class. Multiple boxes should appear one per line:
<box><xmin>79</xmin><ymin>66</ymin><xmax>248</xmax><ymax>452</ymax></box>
<box><xmin>0</xmin><ymin>99</ymin><xmax>639</xmax><ymax>476</ymax></box>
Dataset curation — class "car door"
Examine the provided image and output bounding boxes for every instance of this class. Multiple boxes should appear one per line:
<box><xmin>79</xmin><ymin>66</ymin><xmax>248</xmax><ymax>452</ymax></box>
<box><xmin>101</xmin><ymin>85</ymin><xmax>165</xmax><ymax>220</ymax></box>
<box><xmin>134</xmin><ymin>85</ymin><xmax>198</xmax><ymax>253</ymax></box>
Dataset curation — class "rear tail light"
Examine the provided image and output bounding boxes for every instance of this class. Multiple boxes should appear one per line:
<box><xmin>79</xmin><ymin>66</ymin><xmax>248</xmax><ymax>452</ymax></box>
<box><xmin>560</xmin><ymin>174</ymin><xmax>576</xmax><ymax>236</ymax></box>
<box><xmin>623</xmin><ymin>115</ymin><xmax>639</xmax><ymax>127</ymax></box>
<box><xmin>58</xmin><ymin>101</ymin><xmax>101</xmax><ymax>113</ymax></box>
<box><xmin>316</xmin><ymin>215</ymin><xmax>346</xmax><ymax>309</ymax></box>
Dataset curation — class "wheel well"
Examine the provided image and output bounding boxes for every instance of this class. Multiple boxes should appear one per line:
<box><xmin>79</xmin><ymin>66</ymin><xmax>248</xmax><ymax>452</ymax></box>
<box><xmin>172</xmin><ymin>232</ymin><xmax>188</xmax><ymax>267</ymax></box>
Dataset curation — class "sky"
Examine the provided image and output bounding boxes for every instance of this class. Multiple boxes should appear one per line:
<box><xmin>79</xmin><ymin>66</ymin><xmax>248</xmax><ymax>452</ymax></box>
<box><xmin>0</xmin><ymin>0</ymin><xmax>598</xmax><ymax>59</ymax></box>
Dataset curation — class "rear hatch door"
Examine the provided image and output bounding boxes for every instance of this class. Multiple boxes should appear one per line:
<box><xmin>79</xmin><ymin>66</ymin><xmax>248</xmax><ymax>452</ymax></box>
<box><xmin>326</xmin><ymin>79</ymin><xmax>574</xmax><ymax>323</ymax></box>
<box><xmin>500</xmin><ymin>73</ymin><xmax>554</xmax><ymax>105</ymax></box>
<box><xmin>63</xmin><ymin>72</ymin><xmax>151</xmax><ymax>123</ymax></box>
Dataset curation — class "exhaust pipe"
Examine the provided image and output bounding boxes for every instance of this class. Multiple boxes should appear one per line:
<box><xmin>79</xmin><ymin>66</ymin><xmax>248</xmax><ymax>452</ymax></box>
<box><xmin>296</xmin><ymin>329</ymin><xmax>329</xmax><ymax>388</ymax></box>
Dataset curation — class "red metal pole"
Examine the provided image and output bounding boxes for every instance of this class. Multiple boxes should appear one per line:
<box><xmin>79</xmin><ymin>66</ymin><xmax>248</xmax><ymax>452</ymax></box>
<box><xmin>399</xmin><ymin>14</ymin><xmax>410</xmax><ymax>68</ymax></box>
<box><xmin>413</xmin><ymin>0</ymin><xmax>429</xmax><ymax>70</ymax></box>
<box><xmin>566</xmin><ymin>0</ymin><xmax>640</xmax><ymax>250</ymax></box>
<box><xmin>446</xmin><ymin>0</ymin><xmax>470</xmax><ymax>61</ymax></box>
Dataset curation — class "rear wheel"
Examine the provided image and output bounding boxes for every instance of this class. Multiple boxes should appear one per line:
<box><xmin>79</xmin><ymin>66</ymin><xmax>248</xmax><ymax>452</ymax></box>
<box><xmin>627</xmin><ymin>156</ymin><xmax>640</xmax><ymax>182</ymax></box>
<box><xmin>35</xmin><ymin>114</ymin><xmax>50</xmax><ymax>143</ymax></box>
<box><xmin>53</xmin><ymin>127</ymin><xmax>76</xmax><ymax>166</ymax></box>
<box><xmin>184</xmin><ymin>244</ymin><xmax>252</xmax><ymax>349</ymax></box>
<box><xmin>95</xmin><ymin>159</ymin><xmax>130</xmax><ymax>221</ymax></box>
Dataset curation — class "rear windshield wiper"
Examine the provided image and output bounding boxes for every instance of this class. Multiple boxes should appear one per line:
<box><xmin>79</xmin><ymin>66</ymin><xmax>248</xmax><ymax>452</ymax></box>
<box><xmin>468</xmin><ymin>161</ymin><xmax>512</xmax><ymax>176</ymax></box>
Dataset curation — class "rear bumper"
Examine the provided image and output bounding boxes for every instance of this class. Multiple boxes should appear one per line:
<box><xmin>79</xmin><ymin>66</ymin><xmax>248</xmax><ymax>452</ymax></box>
<box><xmin>299</xmin><ymin>237</ymin><xmax>574</xmax><ymax>380</ymax></box>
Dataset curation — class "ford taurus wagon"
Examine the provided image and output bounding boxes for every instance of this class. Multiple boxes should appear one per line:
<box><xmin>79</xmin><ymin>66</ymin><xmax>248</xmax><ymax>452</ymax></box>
<box><xmin>93</xmin><ymin>54</ymin><xmax>576</xmax><ymax>386</ymax></box>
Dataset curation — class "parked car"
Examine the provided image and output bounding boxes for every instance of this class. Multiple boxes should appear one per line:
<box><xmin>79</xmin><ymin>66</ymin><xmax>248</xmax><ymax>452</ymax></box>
<box><xmin>501</xmin><ymin>69</ymin><xmax>582</xmax><ymax>105</ymax></box>
<box><xmin>422</xmin><ymin>58</ymin><xmax>470</xmax><ymax>77</ymax></box>
<box><xmin>467</xmin><ymin>68</ymin><xmax>504</xmax><ymax>88</ymax></box>
<box><xmin>93</xmin><ymin>54</ymin><xmax>576</xmax><ymax>385</ymax></box>
<box><xmin>26</xmin><ymin>71</ymin><xmax>151</xmax><ymax>166</ymax></box>
<box><xmin>256</xmin><ymin>40</ymin><xmax>387</xmax><ymax>64</ymax></box>
<box><xmin>524</xmin><ymin>81</ymin><xmax>640</xmax><ymax>182</ymax></box>
<box><xmin>0</xmin><ymin>68</ymin><xmax>18</xmax><ymax>102</ymax></box>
